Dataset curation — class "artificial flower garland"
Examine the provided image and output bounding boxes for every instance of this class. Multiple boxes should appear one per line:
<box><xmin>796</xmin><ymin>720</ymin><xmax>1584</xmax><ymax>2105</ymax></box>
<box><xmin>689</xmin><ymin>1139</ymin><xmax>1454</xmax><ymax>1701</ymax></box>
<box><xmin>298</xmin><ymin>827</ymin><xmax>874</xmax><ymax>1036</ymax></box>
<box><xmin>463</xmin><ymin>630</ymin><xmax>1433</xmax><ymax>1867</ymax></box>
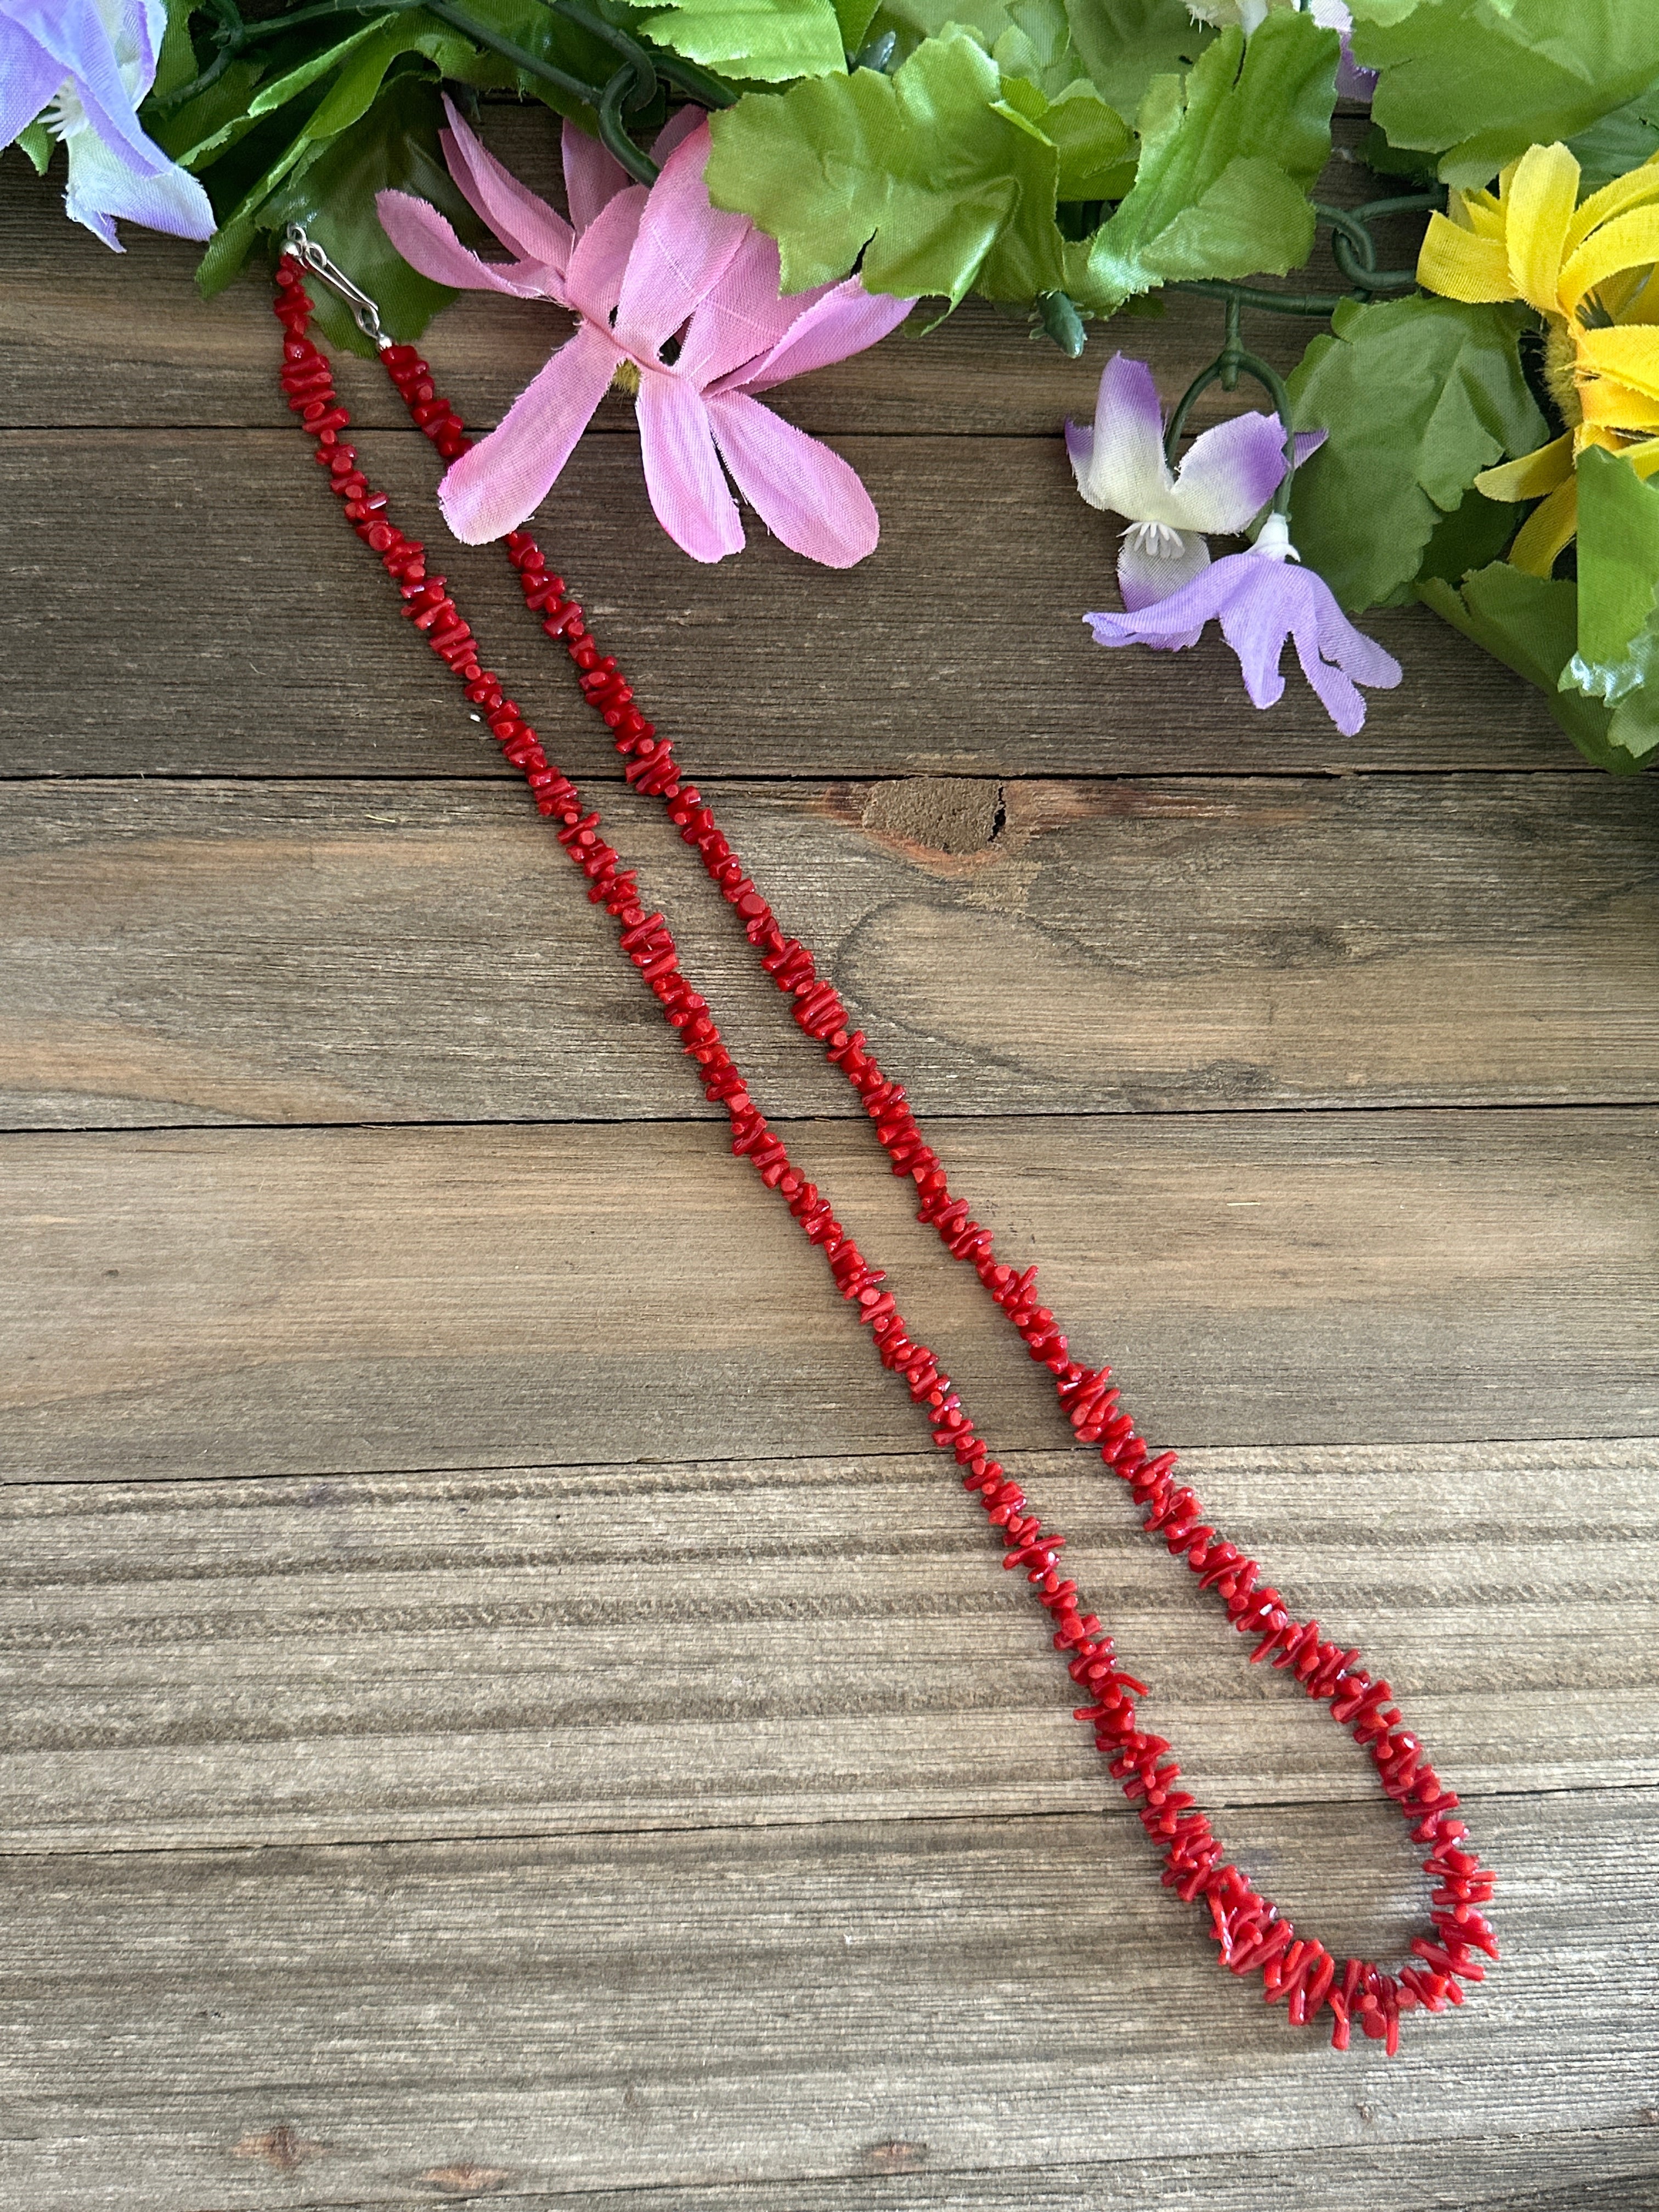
<box><xmin>8</xmin><ymin>1</ymin><xmax>1659</xmax><ymax>762</ymax></box>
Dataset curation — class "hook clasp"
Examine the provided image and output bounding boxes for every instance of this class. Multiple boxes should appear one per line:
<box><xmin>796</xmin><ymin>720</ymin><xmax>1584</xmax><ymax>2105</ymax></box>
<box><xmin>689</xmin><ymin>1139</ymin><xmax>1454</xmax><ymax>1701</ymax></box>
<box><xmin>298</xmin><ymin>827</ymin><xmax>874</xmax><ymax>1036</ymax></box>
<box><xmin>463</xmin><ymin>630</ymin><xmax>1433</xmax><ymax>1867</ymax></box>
<box><xmin>281</xmin><ymin>224</ymin><xmax>389</xmax><ymax>349</ymax></box>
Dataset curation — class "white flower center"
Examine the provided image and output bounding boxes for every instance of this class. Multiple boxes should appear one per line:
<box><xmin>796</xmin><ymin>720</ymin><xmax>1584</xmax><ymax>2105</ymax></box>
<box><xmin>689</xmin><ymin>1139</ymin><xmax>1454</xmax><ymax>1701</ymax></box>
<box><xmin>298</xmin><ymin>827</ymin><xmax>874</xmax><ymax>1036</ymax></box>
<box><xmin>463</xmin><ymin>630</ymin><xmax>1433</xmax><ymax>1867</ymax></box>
<box><xmin>44</xmin><ymin>81</ymin><xmax>88</xmax><ymax>145</ymax></box>
<box><xmin>1122</xmin><ymin>519</ymin><xmax>1189</xmax><ymax>561</ymax></box>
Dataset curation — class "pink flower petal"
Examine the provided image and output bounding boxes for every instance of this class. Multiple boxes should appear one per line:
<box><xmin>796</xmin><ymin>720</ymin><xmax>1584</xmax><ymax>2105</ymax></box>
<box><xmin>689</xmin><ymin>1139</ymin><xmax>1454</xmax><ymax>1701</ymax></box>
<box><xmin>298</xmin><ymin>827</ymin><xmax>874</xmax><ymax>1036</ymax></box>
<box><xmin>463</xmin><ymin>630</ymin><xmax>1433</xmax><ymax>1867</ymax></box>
<box><xmin>613</xmin><ymin>122</ymin><xmax>750</xmax><ymax>360</ymax></box>
<box><xmin>438</xmin><ymin>96</ymin><xmax>572</xmax><ymax>273</ymax></box>
<box><xmin>732</xmin><ymin>278</ymin><xmax>914</xmax><ymax>394</ymax></box>
<box><xmin>562</xmin><ymin>115</ymin><xmax>630</xmax><ymax>235</ymax></box>
<box><xmin>437</xmin><ymin>321</ymin><xmax>618</xmax><ymax>543</ymax></box>
<box><xmin>376</xmin><ymin>188</ymin><xmax>559</xmax><ymax>297</ymax></box>
<box><xmin>653</xmin><ymin>105</ymin><xmax>709</xmax><ymax>163</ymax></box>
<box><xmin>564</xmin><ymin>182</ymin><xmax>650</xmax><ymax>326</ymax></box>
<box><xmin>636</xmin><ymin>371</ymin><xmax>744</xmax><ymax>562</ymax></box>
<box><xmin>675</xmin><ymin>230</ymin><xmax>817</xmax><ymax>391</ymax></box>
<box><xmin>707</xmin><ymin>392</ymin><xmax>881</xmax><ymax>567</ymax></box>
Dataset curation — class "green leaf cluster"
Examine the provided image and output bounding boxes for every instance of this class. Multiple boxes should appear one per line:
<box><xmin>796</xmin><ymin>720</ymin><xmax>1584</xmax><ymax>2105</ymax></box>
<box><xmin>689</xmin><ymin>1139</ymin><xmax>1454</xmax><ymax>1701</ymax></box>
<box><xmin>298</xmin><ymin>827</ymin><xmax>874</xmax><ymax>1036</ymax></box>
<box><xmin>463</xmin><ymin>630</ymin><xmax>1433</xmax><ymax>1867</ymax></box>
<box><xmin>629</xmin><ymin>0</ymin><xmax>848</xmax><ymax>82</ymax></box>
<box><xmin>706</xmin><ymin>27</ymin><xmax>1073</xmax><ymax>301</ymax></box>
<box><xmin>1073</xmin><ymin>13</ymin><xmax>1336</xmax><ymax>312</ymax></box>
<box><xmin>706</xmin><ymin>9</ymin><xmax>1335</xmax><ymax>313</ymax></box>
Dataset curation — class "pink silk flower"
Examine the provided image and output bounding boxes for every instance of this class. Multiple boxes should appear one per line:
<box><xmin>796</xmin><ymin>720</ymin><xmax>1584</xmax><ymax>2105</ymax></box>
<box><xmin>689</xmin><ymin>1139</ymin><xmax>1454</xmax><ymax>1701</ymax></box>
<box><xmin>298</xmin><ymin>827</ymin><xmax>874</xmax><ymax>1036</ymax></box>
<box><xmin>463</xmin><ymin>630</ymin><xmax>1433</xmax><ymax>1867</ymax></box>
<box><xmin>377</xmin><ymin>99</ymin><xmax>915</xmax><ymax>564</ymax></box>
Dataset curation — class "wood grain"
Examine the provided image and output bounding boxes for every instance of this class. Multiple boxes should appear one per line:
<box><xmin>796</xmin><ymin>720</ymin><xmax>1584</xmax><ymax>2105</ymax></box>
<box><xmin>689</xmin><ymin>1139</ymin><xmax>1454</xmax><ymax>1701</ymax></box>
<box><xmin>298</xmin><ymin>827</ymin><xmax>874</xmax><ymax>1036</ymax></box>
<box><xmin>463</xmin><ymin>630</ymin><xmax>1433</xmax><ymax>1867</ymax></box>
<box><xmin>4</xmin><ymin>1795</ymin><xmax>1656</xmax><ymax>2209</ymax></box>
<box><xmin>1</xmin><ymin>1440</ymin><xmax>1651</xmax><ymax>1854</ymax></box>
<box><xmin>4</xmin><ymin>1114</ymin><xmax>1655</xmax><ymax>1483</ymax></box>
<box><xmin>3</xmin><ymin>774</ymin><xmax>1655</xmax><ymax>1129</ymax></box>
<box><xmin>0</xmin><ymin>425</ymin><xmax>1590</xmax><ymax>780</ymax></box>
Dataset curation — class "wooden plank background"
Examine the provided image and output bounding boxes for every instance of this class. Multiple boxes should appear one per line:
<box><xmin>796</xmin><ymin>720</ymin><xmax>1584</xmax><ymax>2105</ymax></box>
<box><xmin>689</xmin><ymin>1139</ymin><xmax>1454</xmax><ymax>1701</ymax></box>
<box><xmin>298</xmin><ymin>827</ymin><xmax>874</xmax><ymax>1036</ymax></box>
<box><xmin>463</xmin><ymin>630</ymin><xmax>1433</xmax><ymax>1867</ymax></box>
<box><xmin>2</xmin><ymin>101</ymin><xmax>1658</xmax><ymax>2211</ymax></box>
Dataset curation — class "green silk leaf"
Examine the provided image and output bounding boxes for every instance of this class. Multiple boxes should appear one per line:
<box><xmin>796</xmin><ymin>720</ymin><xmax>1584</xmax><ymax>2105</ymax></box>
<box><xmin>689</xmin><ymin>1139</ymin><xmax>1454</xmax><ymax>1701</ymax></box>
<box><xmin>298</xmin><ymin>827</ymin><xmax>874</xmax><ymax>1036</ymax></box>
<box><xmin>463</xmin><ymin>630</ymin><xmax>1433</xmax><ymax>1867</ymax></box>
<box><xmin>1419</xmin><ymin>565</ymin><xmax>1655</xmax><ymax>772</ymax></box>
<box><xmin>1351</xmin><ymin>0</ymin><xmax>1659</xmax><ymax>188</ymax></box>
<box><xmin>153</xmin><ymin>0</ymin><xmax>202</xmax><ymax>101</ymax></box>
<box><xmin>154</xmin><ymin>58</ymin><xmax>266</xmax><ymax>168</ymax></box>
<box><xmin>1075</xmin><ymin>14</ymin><xmax>1336</xmax><ymax>312</ymax></box>
<box><xmin>1564</xmin><ymin>444</ymin><xmax>1659</xmax><ymax>707</ymax></box>
<box><xmin>1286</xmin><ymin>295</ymin><xmax>1547</xmax><ymax>612</ymax></box>
<box><xmin>1566</xmin><ymin>92</ymin><xmax>1659</xmax><ymax>193</ymax></box>
<box><xmin>865</xmin><ymin>0</ymin><xmax>1032</xmax><ymax>70</ymax></box>
<box><xmin>1061</xmin><ymin>0</ymin><xmax>1214</xmax><ymax>117</ymax></box>
<box><xmin>995</xmin><ymin>74</ymin><xmax>1132</xmax><ymax>199</ymax></box>
<box><xmin>1410</xmin><ymin>484</ymin><xmax>1523</xmax><ymax>596</ymax></box>
<box><xmin>866</xmin><ymin>0</ymin><xmax>1210</xmax><ymax>109</ymax></box>
<box><xmin>193</xmin><ymin>16</ymin><xmax>480</xmax><ymax>330</ymax></box>
<box><xmin>991</xmin><ymin>0</ymin><xmax>1091</xmax><ymax>98</ymax></box>
<box><xmin>436</xmin><ymin>0</ymin><xmax>619</xmax><ymax>115</ymax></box>
<box><xmin>14</xmin><ymin>120</ymin><xmax>52</xmax><ymax>174</ymax></box>
<box><xmin>638</xmin><ymin>0</ymin><xmax>850</xmax><ymax>80</ymax></box>
<box><xmin>304</xmin><ymin>20</ymin><xmax>478</xmax><ymax>138</ymax></box>
<box><xmin>834</xmin><ymin>0</ymin><xmax>883</xmax><ymax>53</ymax></box>
<box><xmin>706</xmin><ymin>29</ymin><xmax>1066</xmax><ymax>301</ymax></box>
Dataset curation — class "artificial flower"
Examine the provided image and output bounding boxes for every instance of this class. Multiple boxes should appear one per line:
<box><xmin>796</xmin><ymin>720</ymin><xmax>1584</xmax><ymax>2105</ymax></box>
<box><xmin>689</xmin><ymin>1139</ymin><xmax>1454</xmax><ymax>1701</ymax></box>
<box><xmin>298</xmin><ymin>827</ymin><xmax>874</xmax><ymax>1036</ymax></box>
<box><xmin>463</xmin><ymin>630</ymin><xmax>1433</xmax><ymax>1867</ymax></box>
<box><xmin>1067</xmin><ymin>352</ymin><xmax>1323</xmax><ymax>634</ymax></box>
<box><xmin>1084</xmin><ymin>513</ymin><xmax>1402</xmax><ymax>735</ymax></box>
<box><xmin>0</xmin><ymin>0</ymin><xmax>215</xmax><ymax>251</ymax></box>
<box><xmin>1184</xmin><ymin>0</ymin><xmax>1375</xmax><ymax>96</ymax></box>
<box><xmin>378</xmin><ymin>100</ymin><xmax>913</xmax><ymax>563</ymax></box>
<box><xmin>1417</xmin><ymin>140</ymin><xmax>1659</xmax><ymax>574</ymax></box>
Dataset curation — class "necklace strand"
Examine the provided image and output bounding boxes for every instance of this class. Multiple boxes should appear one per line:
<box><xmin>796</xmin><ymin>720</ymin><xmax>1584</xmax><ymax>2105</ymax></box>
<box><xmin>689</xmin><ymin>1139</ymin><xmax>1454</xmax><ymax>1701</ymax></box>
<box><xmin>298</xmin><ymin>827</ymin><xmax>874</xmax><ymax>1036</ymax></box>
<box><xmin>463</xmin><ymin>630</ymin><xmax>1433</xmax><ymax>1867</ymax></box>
<box><xmin>273</xmin><ymin>253</ymin><xmax>1497</xmax><ymax>2052</ymax></box>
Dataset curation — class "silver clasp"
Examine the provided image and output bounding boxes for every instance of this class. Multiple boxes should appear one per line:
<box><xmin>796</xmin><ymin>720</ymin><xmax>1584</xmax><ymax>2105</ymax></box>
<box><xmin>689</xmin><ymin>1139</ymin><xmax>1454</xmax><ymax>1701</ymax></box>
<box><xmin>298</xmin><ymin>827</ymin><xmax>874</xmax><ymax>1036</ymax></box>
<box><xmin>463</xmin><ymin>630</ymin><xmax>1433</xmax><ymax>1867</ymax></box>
<box><xmin>281</xmin><ymin>223</ymin><xmax>390</xmax><ymax>350</ymax></box>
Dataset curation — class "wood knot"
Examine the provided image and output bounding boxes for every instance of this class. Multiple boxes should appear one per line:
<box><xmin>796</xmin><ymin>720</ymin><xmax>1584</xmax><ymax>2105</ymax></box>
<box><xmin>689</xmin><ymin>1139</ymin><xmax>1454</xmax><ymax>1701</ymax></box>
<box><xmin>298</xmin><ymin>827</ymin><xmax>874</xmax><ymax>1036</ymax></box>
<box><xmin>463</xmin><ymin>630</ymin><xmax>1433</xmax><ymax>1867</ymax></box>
<box><xmin>232</xmin><ymin>2124</ymin><xmax>328</xmax><ymax>2171</ymax></box>
<box><xmin>865</xmin><ymin>2138</ymin><xmax>929</xmax><ymax>2173</ymax></box>
<box><xmin>861</xmin><ymin>776</ymin><xmax>1005</xmax><ymax>856</ymax></box>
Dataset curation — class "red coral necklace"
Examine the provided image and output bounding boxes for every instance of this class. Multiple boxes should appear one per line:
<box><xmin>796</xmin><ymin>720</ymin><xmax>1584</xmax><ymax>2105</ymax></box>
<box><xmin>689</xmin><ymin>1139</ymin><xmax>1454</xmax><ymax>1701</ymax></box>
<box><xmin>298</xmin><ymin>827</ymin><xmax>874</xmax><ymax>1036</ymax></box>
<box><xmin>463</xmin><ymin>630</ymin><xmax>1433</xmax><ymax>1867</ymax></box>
<box><xmin>272</xmin><ymin>235</ymin><xmax>1498</xmax><ymax>2056</ymax></box>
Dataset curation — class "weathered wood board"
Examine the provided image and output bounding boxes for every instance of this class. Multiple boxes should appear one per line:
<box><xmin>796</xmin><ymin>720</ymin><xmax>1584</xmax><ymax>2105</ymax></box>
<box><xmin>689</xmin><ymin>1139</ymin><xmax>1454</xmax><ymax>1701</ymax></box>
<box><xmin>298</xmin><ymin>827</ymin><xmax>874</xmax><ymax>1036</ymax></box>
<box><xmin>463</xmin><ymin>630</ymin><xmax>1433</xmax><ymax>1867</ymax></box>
<box><xmin>0</xmin><ymin>427</ymin><xmax>1582</xmax><ymax>779</ymax></box>
<box><xmin>4</xmin><ymin>1794</ymin><xmax>1657</xmax><ymax>2208</ymax></box>
<box><xmin>2</xmin><ymin>774</ymin><xmax>1655</xmax><ymax>1127</ymax></box>
<box><xmin>1</xmin><ymin>1441</ymin><xmax>1652</xmax><ymax>1854</ymax></box>
<box><xmin>5</xmin><ymin>1113</ymin><xmax>1656</xmax><ymax>1482</ymax></box>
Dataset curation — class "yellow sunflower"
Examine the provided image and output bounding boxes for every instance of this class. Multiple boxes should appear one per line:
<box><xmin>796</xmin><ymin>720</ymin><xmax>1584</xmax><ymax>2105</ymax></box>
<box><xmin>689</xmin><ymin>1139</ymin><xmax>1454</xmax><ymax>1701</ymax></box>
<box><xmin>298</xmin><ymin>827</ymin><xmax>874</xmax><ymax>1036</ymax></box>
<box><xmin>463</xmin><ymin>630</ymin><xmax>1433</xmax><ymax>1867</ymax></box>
<box><xmin>1416</xmin><ymin>140</ymin><xmax>1659</xmax><ymax>574</ymax></box>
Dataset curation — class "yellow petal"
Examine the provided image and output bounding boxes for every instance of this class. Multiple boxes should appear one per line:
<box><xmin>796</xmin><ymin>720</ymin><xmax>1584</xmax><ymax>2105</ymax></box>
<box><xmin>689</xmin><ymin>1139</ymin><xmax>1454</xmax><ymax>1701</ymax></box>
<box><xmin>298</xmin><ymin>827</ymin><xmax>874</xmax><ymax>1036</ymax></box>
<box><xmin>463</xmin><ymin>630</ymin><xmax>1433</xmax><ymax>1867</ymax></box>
<box><xmin>1504</xmin><ymin>141</ymin><xmax>1581</xmax><ymax>315</ymax></box>
<box><xmin>1602</xmin><ymin>265</ymin><xmax>1658</xmax><ymax>320</ymax></box>
<box><xmin>1508</xmin><ymin>476</ymin><xmax>1579</xmax><ymax>577</ymax></box>
<box><xmin>1452</xmin><ymin>187</ymin><xmax>1506</xmax><ymax>241</ymax></box>
<box><xmin>1565</xmin><ymin>147</ymin><xmax>1659</xmax><ymax>258</ymax></box>
<box><xmin>1577</xmin><ymin>374</ymin><xmax>1659</xmax><ymax>430</ymax></box>
<box><xmin>1417</xmin><ymin>213</ymin><xmax>1514</xmax><ymax>303</ymax></box>
<box><xmin>1559</xmin><ymin>205</ymin><xmax>1659</xmax><ymax>314</ymax></box>
<box><xmin>1577</xmin><ymin>324</ymin><xmax>1659</xmax><ymax>402</ymax></box>
<box><xmin>1473</xmin><ymin>433</ymin><xmax>1575</xmax><ymax>501</ymax></box>
<box><xmin>1623</xmin><ymin>435</ymin><xmax>1659</xmax><ymax>481</ymax></box>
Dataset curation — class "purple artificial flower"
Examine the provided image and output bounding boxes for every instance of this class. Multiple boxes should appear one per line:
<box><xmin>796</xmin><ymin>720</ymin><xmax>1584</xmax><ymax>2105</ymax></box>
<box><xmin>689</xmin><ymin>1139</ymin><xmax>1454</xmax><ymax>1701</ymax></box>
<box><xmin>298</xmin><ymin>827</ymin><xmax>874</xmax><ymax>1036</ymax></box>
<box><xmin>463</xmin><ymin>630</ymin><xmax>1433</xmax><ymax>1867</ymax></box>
<box><xmin>1084</xmin><ymin>515</ymin><xmax>1402</xmax><ymax>736</ymax></box>
<box><xmin>1066</xmin><ymin>351</ymin><xmax>1322</xmax><ymax>642</ymax></box>
<box><xmin>0</xmin><ymin>0</ymin><xmax>215</xmax><ymax>250</ymax></box>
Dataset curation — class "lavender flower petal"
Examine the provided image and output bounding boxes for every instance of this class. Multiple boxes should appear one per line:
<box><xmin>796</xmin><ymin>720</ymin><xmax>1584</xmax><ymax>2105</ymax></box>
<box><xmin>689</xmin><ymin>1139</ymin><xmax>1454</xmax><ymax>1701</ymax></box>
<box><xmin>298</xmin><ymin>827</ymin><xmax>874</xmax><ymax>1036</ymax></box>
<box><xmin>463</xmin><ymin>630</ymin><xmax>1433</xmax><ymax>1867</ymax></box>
<box><xmin>1085</xmin><ymin>549</ymin><xmax>1402</xmax><ymax>736</ymax></box>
